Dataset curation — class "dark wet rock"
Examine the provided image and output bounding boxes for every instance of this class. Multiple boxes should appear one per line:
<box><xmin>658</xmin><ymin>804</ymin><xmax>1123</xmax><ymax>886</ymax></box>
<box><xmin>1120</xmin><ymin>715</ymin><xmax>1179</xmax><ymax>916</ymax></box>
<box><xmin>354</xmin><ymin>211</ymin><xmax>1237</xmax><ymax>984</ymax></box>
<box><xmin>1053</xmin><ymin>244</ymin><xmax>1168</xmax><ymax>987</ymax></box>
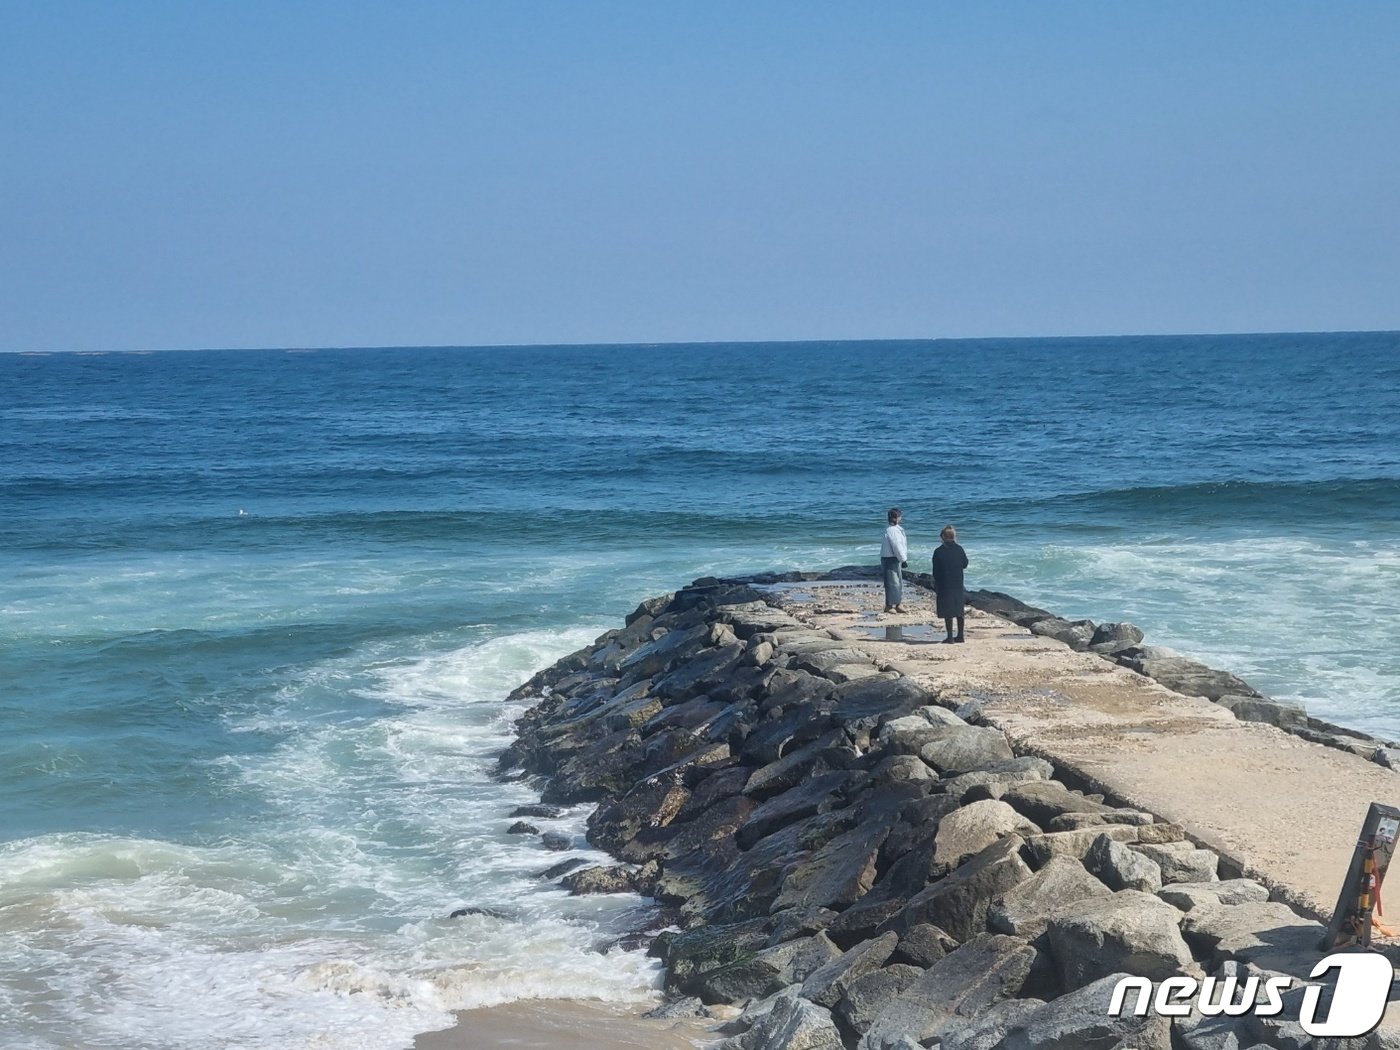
<box><xmin>509</xmin><ymin>804</ymin><xmax>564</xmax><ymax>819</ymax></box>
<box><xmin>832</xmin><ymin>675</ymin><xmax>935</xmax><ymax>731</ymax></box>
<box><xmin>835</xmin><ymin>964</ymin><xmax>923</xmax><ymax>1037</ymax></box>
<box><xmin>663</xmin><ymin>918</ymin><xmax>772</xmax><ymax>992</ymax></box>
<box><xmin>642</xmin><ymin>696</ymin><xmax>728</xmax><ymax>737</ymax></box>
<box><xmin>880</xmin><ymin>794</ymin><xmax>962</xmax><ymax>867</ymax></box>
<box><xmin>694</xmin><ymin>956</ymin><xmax>784</xmax><ymax>1004</ymax></box>
<box><xmin>864</xmin><ymin>754</ymin><xmax>934</xmax><ymax>786</ymax></box>
<box><xmin>1030</xmin><ymin>617</ymin><xmax>1098</xmax><ymax>650</ymax></box>
<box><xmin>736</xmin><ymin>771</ymin><xmax>852</xmax><ymax>850</ymax></box>
<box><xmin>755</xmin><ymin>934</ymin><xmax>844</xmax><ymax>988</ymax></box>
<box><xmin>858</xmin><ymin>934</ymin><xmax>1038</xmax><ymax>1050</ymax></box>
<box><xmin>586</xmin><ymin>773</ymin><xmax>691</xmax><ymax>853</ymax></box>
<box><xmin>654</xmin><ymin>643</ymin><xmax>747</xmax><ymax>702</ymax></box>
<box><xmin>964</xmin><ymin>590</ymin><xmax>1057</xmax><ymax>627</ymax></box>
<box><xmin>622</xmin><ymin>791</ymin><xmax>758</xmax><ymax>864</ymax></box>
<box><xmin>801</xmin><ymin>931</ymin><xmax>899</xmax><ymax>1008</ymax></box>
<box><xmin>766</xmin><ymin>910</ymin><xmax>839</xmax><ymax>948</ymax></box>
<box><xmin>1113</xmin><ymin>645</ymin><xmax>1262</xmax><ymax>701</ymax></box>
<box><xmin>1086</xmin><ymin>833</ymin><xmax>1164</xmax><ymax>893</ymax></box>
<box><xmin>618</xmin><ymin>622</ymin><xmax>713</xmax><ymax>680</ymax></box>
<box><xmin>889</xmin><ymin>924</ymin><xmax>958</xmax><ymax>968</ymax></box>
<box><xmin>876</xmin><ymin>714</ymin><xmax>958</xmax><ymax>756</ymax></box>
<box><xmin>744</xmin><ymin>731</ymin><xmax>849</xmax><ymax>800</ymax></box>
<box><xmin>543</xmin><ymin>727</ymin><xmax>647</xmax><ymax>803</ymax></box>
<box><xmin>506</xmin><ymin>821</ymin><xmax>539</xmax><ymax>835</ymax></box>
<box><xmin>717</xmin><ymin>600</ymin><xmax>804</xmax><ymax>639</ymax></box>
<box><xmin>674</xmin><ymin>765</ymin><xmax>752</xmax><ymax>823</ymax></box>
<box><xmin>535</xmin><ymin>857</ymin><xmax>589</xmax><ymax>880</ymax></box>
<box><xmin>603</xmin><ymin>694</ymin><xmax>664</xmax><ymax>732</ymax></box>
<box><xmin>771</xmin><ymin>816</ymin><xmax>893</xmax><ymax>913</ymax></box>
<box><xmin>708</xmin><ymin>665</ymin><xmax>770</xmax><ymax>705</ymax></box>
<box><xmin>561</xmin><ymin>864</ymin><xmax>640</xmax><ymax>895</ymax></box>
<box><xmin>1090</xmin><ymin>621</ymin><xmax>1145</xmax><ymax>649</ymax></box>
<box><xmin>540</xmin><ymin>831</ymin><xmax>573</xmax><ymax>851</ymax></box>
<box><xmin>882</xmin><ymin>835</ymin><xmax>1033</xmax><ymax>942</ymax></box>
<box><xmin>989</xmin><ymin>856</ymin><xmax>1112</xmax><ymax>940</ymax></box>
<box><xmin>1045</xmin><ymin>890</ymin><xmax>1197</xmax><ymax>991</ymax></box>
<box><xmin>741</xmin><ymin>698</ymin><xmax>841</xmax><ymax>766</ymax></box>
<box><xmin>1216</xmin><ymin>693</ymin><xmax>1307</xmax><ymax>729</ymax></box>
<box><xmin>448</xmin><ymin>905</ymin><xmax>514</xmax><ymax>920</ymax></box>
<box><xmin>918</xmin><ymin>725</ymin><xmax>1014</xmax><ymax>775</ymax></box>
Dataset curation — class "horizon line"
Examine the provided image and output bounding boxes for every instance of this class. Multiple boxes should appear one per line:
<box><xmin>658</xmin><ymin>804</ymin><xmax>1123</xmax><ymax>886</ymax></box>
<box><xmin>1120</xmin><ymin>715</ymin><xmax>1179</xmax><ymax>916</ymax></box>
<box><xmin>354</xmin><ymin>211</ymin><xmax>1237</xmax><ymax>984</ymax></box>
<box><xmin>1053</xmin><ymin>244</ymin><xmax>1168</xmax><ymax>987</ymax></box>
<box><xmin>4</xmin><ymin>326</ymin><xmax>1399</xmax><ymax>355</ymax></box>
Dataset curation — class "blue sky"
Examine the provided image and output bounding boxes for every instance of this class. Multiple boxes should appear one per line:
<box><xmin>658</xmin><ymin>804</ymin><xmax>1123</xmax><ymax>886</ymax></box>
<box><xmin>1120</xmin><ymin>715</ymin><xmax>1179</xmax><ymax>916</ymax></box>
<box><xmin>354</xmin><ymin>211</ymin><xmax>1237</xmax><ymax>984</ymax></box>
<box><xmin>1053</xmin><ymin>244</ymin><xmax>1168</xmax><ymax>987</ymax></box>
<box><xmin>1</xmin><ymin>3</ymin><xmax>1397</xmax><ymax>351</ymax></box>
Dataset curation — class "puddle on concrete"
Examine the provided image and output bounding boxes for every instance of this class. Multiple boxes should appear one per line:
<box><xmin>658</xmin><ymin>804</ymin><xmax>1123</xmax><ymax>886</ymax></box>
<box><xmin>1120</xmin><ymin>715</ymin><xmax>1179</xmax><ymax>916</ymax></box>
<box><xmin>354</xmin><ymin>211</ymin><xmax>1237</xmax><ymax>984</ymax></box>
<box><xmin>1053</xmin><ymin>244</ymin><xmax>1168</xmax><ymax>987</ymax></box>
<box><xmin>850</xmin><ymin>623</ymin><xmax>944</xmax><ymax>643</ymax></box>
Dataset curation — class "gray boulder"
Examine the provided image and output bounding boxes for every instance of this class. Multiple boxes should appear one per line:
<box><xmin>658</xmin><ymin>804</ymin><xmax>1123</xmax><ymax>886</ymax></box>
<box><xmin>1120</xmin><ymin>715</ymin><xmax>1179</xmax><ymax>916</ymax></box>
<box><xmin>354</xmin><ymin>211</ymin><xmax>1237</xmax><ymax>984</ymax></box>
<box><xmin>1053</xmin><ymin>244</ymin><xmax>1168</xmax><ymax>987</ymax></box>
<box><xmin>1030</xmin><ymin>617</ymin><xmax>1098</xmax><ymax>650</ymax></box>
<box><xmin>653</xmin><ymin>642</ymin><xmax>746</xmax><ymax>701</ymax></box>
<box><xmin>1001</xmin><ymin>973</ymin><xmax>1171</xmax><ymax>1050</ymax></box>
<box><xmin>989</xmin><ymin>856</ymin><xmax>1112</xmax><ymax>939</ymax></box>
<box><xmin>834</xmin><ymin>965</ymin><xmax>923</xmax><ymax>1037</ymax></box>
<box><xmin>1179</xmin><ymin>901</ymin><xmax>1325</xmax><ymax>974</ymax></box>
<box><xmin>1216</xmin><ymin>694</ymin><xmax>1307</xmax><ymax>729</ymax></box>
<box><xmin>736</xmin><ymin>771</ymin><xmax>852</xmax><ymax>850</ymax></box>
<box><xmin>1086</xmin><ymin>833</ymin><xmax>1164</xmax><ymax>893</ymax></box>
<box><xmin>801</xmin><ymin>932</ymin><xmax>898</xmax><ymax>1009</ymax></box>
<box><xmin>889</xmin><ymin>923</ymin><xmax>958</xmax><ymax>968</ymax></box>
<box><xmin>857</xmin><ymin>934</ymin><xmax>1037</xmax><ymax>1050</ymax></box>
<box><xmin>1090</xmin><ymin>622</ymin><xmax>1145</xmax><ymax>650</ymax></box>
<box><xmin>771</xmin><ymin>817</ymin><xmax>891</xmax><ymax>913</ymax></box>
<box><xmin>941</xmin><ymin>757</ymin><xmax>1056</xmax><ymax>802</ymax></box>
<box><xmin>1024</xmin><ymin>825</ymin><xmax>1141</xmax><ymax>866</ymax></box>
<box><xmin>918</xmin><ymin>725</ymin><xmax>1014</xmax><ymax>775</ymax></box>
<box><xmin>717</xmin><ymin>988</ymin><xmax>844</xmax><ymax>1050</ymax></box>
<box><xmin>1045</xmin><ymin>890</ymin><xmax>1197</xmax><ymax>991</ymax></box>
<box><xmin>1157</xmin><ymin>879</ymin><xmax>1270</xmax><ymax>912</ymax></box>
<box><xmin>932</xmin><ymin>799</ymin><xmax>1039</xmax><ymax>872</ymax></box>
<box><xmin>619</xmin><ymin>622</ymin><xmax>711</xmax><ymax>678</ymax></box>
<box><xmin>1003</xmin><ymin>780</ymin><xmax>1114</xmax><ymax>825</ymax></box>
<box><xmin>1113</xmin><ymin>646</ymin><xmax>1260</xmax><ymax>702</ymax></box>
<box><xmin>939</xmin><ymin>998</ymin><xmax>1047</xmax><ymax>1050</ymax></box>
<box><xmin>883</xmin><ymin>835</ymin><xmax>1033</xmax><ymax>942</ymax></box>
<box><xmin>1131</xmin><ymin>842</ymin><xmax>1219</xmax><ymax>884</ymax></box>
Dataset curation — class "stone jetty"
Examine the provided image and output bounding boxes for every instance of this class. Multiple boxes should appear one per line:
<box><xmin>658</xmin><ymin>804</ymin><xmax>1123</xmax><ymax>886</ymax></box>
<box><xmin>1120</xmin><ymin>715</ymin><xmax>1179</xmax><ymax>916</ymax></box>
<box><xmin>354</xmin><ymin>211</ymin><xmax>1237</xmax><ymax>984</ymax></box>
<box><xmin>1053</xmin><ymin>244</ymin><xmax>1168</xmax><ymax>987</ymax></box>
<box><xmin>496</xmin><ymin>568</ymin><xmax>1400</xmax><ymax>1049</ymax></box>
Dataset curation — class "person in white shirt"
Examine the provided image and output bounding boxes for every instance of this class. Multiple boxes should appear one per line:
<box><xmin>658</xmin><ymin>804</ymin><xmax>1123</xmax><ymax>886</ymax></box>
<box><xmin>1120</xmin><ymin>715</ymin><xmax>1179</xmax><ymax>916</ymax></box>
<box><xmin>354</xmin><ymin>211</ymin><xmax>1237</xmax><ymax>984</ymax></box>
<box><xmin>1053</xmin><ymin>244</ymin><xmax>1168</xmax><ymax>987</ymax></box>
<box><xmin>879</xmin><ymin>507</ymin><xmax>909</xmax><ymax>613</ymax></box>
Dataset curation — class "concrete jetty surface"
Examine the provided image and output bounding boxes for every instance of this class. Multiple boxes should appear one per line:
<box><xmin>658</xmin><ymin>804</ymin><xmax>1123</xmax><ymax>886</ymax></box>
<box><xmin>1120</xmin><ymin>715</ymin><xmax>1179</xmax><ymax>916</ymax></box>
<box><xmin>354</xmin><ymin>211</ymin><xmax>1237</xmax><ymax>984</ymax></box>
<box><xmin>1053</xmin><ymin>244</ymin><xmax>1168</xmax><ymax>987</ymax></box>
<box><xmin>763</xmin><ymin>578</ymin><xmax>1400</xmax><ymax>922</ymax></box>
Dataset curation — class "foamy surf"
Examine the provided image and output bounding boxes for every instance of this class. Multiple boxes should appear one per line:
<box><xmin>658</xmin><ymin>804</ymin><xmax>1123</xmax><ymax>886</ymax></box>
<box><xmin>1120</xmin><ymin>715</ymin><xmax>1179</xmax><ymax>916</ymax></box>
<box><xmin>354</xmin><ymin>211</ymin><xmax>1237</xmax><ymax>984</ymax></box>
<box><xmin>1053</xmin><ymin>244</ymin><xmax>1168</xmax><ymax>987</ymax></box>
<box><xmin>0</xmin><ymin>628</ymin><xmax>665</xmax><ymax>1050</ymax></box>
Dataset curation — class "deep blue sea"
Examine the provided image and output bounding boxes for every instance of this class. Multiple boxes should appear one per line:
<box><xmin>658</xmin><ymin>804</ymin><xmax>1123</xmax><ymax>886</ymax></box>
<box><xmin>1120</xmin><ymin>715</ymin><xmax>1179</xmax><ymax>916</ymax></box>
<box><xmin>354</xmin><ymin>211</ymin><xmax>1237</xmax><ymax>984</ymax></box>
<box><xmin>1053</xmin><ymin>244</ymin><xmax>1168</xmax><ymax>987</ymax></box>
<box><xmin>3</xmin><ymin>335</ymin><xmax>1399</xmax><ymax>1049</ymax></box>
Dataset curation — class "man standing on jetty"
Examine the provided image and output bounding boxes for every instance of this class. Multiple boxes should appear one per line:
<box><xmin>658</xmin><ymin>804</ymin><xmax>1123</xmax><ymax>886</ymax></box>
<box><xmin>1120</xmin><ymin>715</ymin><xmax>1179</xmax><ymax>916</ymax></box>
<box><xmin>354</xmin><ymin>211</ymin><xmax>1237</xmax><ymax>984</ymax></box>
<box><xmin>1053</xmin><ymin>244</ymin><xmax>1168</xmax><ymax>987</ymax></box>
<box><xmin>933</xmin><ymin>525</ymin><xmax>969</xmax><ymax>642</ymax></box>
<box><xmin>880</xmin><ymin>507</ymin><xmax>909</xmax><ymax>614</ymax></box>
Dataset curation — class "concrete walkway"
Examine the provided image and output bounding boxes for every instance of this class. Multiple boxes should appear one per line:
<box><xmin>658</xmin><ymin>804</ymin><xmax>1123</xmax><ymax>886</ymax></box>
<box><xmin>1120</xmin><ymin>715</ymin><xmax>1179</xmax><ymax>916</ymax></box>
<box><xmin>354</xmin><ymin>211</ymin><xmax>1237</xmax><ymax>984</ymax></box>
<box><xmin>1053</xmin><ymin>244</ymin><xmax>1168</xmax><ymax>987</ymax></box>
<box><xmin>762</xmin><ymin>579</ymin><xmax>1400</xmax><ymax>921</ymax></box>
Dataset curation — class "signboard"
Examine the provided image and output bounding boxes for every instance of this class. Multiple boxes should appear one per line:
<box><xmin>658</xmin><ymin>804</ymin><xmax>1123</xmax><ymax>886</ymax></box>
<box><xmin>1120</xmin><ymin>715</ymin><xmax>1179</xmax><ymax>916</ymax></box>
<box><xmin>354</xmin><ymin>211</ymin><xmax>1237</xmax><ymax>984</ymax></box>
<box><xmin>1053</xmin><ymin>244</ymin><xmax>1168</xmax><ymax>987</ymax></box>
<box><xmin>1322</xmin><ymin>802</ymin><xmax>1400</xmax><ymax>950</ymax></box>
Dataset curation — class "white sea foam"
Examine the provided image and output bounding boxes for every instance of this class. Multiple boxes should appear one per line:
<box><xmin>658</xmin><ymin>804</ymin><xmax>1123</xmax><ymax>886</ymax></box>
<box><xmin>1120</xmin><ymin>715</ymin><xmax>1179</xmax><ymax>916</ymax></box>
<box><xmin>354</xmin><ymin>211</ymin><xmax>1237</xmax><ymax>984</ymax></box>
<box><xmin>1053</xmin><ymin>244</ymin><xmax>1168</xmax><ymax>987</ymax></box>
<box><xmin>0</xmin><ymin>628</ymin><xmax>663</xmax><ymax>1050</ymax></box>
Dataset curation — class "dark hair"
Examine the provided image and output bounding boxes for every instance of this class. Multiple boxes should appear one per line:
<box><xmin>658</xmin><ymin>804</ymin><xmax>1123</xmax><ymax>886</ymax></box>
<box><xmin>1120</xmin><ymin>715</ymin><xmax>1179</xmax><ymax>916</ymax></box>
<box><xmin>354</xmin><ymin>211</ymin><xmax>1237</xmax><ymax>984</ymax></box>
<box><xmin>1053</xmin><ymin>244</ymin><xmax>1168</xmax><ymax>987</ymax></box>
<box><xmin>941</xmin><ymin>524</ymin><xmax>957</xmax><ymax>540</ymax></box>
<box><xmin>887</xmin><ymin>507</ymin><xmax>902</xmax><ymax>524</ymax></box>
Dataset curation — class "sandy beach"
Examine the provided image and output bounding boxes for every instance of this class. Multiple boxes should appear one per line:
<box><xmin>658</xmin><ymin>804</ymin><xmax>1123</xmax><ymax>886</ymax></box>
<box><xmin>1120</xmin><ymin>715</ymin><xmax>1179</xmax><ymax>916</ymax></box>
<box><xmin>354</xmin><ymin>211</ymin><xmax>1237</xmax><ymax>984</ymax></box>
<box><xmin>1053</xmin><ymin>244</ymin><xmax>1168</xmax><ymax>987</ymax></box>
<box><xmin>413</xmin><ymin>999</ymin><xmax>713</xmax><ymax>1050</ymax></box>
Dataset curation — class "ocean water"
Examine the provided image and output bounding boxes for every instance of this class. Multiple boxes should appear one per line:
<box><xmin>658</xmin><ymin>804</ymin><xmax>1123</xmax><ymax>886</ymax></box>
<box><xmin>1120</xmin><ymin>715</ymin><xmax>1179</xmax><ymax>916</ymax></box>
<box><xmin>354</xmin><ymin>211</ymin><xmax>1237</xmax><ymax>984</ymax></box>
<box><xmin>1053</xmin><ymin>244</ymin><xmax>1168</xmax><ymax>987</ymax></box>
<box><xmin>2</xmin><ymin>335</ymin><xmax>1398</xmax><ymax>1049</ymax></box>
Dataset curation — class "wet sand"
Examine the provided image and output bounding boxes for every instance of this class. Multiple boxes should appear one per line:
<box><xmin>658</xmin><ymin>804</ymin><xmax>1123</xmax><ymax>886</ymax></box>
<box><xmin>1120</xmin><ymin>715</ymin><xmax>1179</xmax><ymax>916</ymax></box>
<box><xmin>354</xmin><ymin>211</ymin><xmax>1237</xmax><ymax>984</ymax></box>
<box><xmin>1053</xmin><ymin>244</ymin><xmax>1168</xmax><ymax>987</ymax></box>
<box><xmin>413</xmin><ymin>999</ymin><xmax>714</xmax><ymax>1050</ymax></box>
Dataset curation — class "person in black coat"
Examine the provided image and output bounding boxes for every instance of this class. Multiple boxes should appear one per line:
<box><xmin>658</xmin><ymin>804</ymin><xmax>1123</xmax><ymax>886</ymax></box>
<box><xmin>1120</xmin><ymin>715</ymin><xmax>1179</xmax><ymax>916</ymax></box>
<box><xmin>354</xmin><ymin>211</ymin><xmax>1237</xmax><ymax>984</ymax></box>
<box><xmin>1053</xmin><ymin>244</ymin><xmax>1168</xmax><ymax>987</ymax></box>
<box><xmin>931</xmin><ymin>525</ymin><xmax>968</xmax><ymax>643</ymax></box>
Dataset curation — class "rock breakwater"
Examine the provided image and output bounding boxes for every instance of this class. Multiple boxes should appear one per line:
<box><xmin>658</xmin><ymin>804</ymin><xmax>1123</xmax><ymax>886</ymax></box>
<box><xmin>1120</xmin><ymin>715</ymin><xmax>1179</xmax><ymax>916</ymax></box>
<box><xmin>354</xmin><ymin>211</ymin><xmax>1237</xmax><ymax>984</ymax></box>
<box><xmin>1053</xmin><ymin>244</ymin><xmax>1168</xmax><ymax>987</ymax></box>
<box><xmin>495</xmin><ymin>570</ymin><xmax>1397</xmax><ymax>1049</ymax></box>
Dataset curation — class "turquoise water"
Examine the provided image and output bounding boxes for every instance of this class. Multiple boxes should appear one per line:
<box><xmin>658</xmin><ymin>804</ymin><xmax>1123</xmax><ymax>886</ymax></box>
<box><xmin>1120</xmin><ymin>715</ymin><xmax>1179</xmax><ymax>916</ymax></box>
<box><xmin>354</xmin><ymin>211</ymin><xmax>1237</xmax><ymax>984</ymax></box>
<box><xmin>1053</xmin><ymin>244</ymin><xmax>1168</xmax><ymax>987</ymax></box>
<box><xmin>2</xmin><ymin>336</ymin><xmax>1399</xmax><ymax>1048</ymax></box>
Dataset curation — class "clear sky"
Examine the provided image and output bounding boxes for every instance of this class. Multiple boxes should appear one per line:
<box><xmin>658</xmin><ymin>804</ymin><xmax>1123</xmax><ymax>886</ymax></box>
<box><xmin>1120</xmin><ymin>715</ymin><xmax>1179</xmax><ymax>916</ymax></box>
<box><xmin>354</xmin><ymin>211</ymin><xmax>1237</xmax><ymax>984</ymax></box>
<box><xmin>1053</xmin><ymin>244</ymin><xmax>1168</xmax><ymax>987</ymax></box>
<box><xmin>2</xmin><ymin>3</ymin><xmax>1397</xmax><ymax>351</ymax></box>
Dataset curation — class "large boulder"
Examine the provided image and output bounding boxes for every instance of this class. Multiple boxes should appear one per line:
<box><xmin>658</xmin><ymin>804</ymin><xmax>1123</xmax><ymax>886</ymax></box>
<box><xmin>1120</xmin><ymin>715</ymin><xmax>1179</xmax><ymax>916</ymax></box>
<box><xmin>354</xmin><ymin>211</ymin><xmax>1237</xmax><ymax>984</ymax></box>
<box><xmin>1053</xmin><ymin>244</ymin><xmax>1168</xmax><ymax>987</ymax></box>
<box><xmin>771</xmin><ymin>817</ymin><xmax>892</xmax><ymax>913</ymax></box>
<box><xmin>1002</xmin><ymin>780</ymin><xmax>1114</xmax><ymax>826</ymax></box>
<box><xmin>1216</xmin><ymin>694</ymin><xmax>1307</xmax><ymax>729</ymax></box>
<box><xmin>619</xmin><ymin>622</ymin><xmax>712</xmax><ymax>679</ymax></box>
<box><xmin>857</xmin><ymin>934</ymin><xmax>1037</xmax><ymax>1050</ymax></box>
<box><xmin>1045</xmin><ymin>890</ymin><xmax>1197</xmax><ymax>991</ymax></box>
<box><xmin>1131</xmin><ymin>842</ymin><xmax>1219</xmax><ymax>884</ymax></box>
<box><xmin>1024</xmin><ymin>825</ymin><xmax>1141</xmax><ymax>866</ymax></box>
<box><xmin>801</xmin><ymin>932</ymin><xmax>899</xmax><ymax>1009</ymax></box>
<box><xmin>1029</xmin><ymin>617</ymin><xmax>1098</xmax><ymax>650</ymax></box>
<box><xmin>1179</xmin><ymin>901</ymin><xmax>1325</xmax><ymax>974</ymax></box>
<box><xmin>939</xmin><ymin>999</ymin><xmax>1047</xmax><ymax>1050</ymax></box>
<box><xmin>1113</xmin><ymin>646</ymin><xmax>1261</xmax><ymax>702</ymax></box>
<box><xmin>989</xmin><ymin>856</ymin><xmax>1112</xmax><ymax>940</ymax></box>
<box><xmin>883</xmin><ymin>835</ymin><xmax>1033</xmax><ymax>942</ymax></box>
<box><xmin>1086</xmin><ymin>833</ymin><xmax>1163</xmax><ymax>893</ymax></box>
<box><xmin>737</xmin><ymin>771</ymin><xmax>854</xmax><ymax>850</ymax></box>
<box><xmin>1001</xmin><ymin>972</ymin><xmax>1172</xmax><ymax>1050</ymax></box>
<box><xmin>918</xmin><ymin>725</ymin><xmax>1014</xmax><ymax>775</ymax></box>
<box><xmin>716</xmin><ymin>987</ymin><xmax>844</xmax><ymax>1050</ymax></box>
<box><xmin>1089</xmin><ymin>622</ymin><xmax>1145</xmax><ymax>651</ymax></box>
<box><xmin>832</xmin><ymin>675</ymin><xmax>935</xmax><ymax>729</ymax></box>
<box><xmin>834</xmin><ymin>965</ymin><xmax>923</xmax><ymax>1037</ymax></box>
<box><xmin>932</xmin><ymin>800</ymin><xmax>1039</xmax><ymax>872</ymax></box>
<box><xmin>1157</xmin><ymin>879</ymin><xmax>1270</xmax><ymax>913</ymax></box>
<box><xmin>653</xmin><ymin>642</ymin><xmax>747</xmax><ymax>701</ymax></box>
<box><xmin>586</xmin><ymin>773</ymin><xmax>691</xmax><ymax>852</ymax></box>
